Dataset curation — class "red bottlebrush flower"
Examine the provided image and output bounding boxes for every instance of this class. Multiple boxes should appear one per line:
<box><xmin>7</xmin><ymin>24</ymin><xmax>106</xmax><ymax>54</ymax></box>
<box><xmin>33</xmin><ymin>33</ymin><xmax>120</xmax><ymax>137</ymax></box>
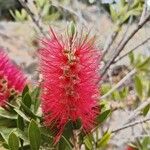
<box><xmin>39</xmin><ymin>28</ymin><xmax>101</xmax><ymax>142</ymax></box>
<box><xmin>126</xmin><ymin>145</ymin><xmax>138</xmax><ymax>150</ymax></box>
<box><xmin>0</xmin><ymin>49</ymin><xmax>27</xmax><ymax>106</ymax></box>
<box><xmin>125</xmin><ymin>145</ymin><xmax>137</xmax><ymax>150</ymax></box>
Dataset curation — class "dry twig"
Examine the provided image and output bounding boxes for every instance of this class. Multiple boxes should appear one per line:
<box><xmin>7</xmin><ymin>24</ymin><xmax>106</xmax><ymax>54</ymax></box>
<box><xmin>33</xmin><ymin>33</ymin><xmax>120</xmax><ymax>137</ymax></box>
<box><xmin>123</xmin><ymin>98</ymin><xmax>150</xmax><ymax>124</ymax></box>
<box><xmin>112</xmin><ymin>117</ymin><xmax>150</xmax><ymax>133</ymax></box>
<box><xmin>114</xmin><ymin>36</ymin><xmax>150</xmax><ymax>63</ymax></box>
<box><xmin>18</xmin><ymin>0</ymin><xmax>46</xmax><ymax>36</ymax></box>
<box><xmin>101</xmin><ymin>69</ymin><xmax>136</xmax><ymax>99</ymax></box>
<box><xmin>101</xmin><ymin>14</ymin><xmax>150</xmax><ymax>77</ymax></box>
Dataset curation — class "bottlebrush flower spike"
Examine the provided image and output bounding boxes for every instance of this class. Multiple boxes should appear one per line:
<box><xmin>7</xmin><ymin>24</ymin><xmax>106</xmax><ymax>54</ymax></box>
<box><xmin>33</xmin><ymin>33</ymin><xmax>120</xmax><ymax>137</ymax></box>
<box><xmin>125</xmin><ymin>145</ymin><xmax>137</xmax><ymax>150</ymax></box>
<box><xmin>39</xmin><ymin>28</ymin><xmax>101</xmax><ymax>142</ymax></box>
<box><xmin>0</xmin><ymin>49</ymin><xmax>27</xmax><ymax>106</ymax></box>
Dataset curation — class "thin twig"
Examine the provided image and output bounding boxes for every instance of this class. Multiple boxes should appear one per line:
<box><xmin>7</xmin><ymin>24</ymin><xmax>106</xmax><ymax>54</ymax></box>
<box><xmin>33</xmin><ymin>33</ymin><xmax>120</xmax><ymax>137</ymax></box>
<box><xmin>50</xmin><ymin>1</ymin><xmax>86</xmax><ymax>24</ymax></box>
<box><xmin>123</xmin><ymin>98</ymin><xmax>150</xmax><ymax>124</ymax></box>
<box><xmin>18</xmin><ymin>0</ymin><xmax>46</xmax><ymax>36</ymax></box>
<box><xmin>101</xmin><ymin>69</ymin><xmax>136</xmax><ymax>99</ymax></box>
<box><xmin>114</xmin><ymin>36</ymin><xmax>150</xmax><ymax>63</ymax></box>
<box><xmin>114</xmin><ymin>16</ymin><xmax>133</xmax><ymax>54</ymax></box>
<box><xmin>102</xmin><ymin>25</ymin><xmax>121</xmax><ymax>58</ymax></box>
<box><xmin>101</xmin><ymin>14</ymin><xmax>150</xmax><ymax>77</ymax></box>
<box><xmin>112</xmin><ymin>117</ymin><xmax>150</xmax><ymax>133</ymax></box>
<box><xmin>139</xmin><ymin>2</ymin><xmax>147</xmax><ymax>24</ymax></box>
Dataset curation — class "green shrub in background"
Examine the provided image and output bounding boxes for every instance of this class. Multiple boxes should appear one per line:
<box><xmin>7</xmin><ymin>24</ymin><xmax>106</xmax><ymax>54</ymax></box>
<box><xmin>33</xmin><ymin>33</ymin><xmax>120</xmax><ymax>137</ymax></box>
<box><xmin>0</xmin><ymin>0</ymin><xmax>21</xmax><ymax>20</ymax></box>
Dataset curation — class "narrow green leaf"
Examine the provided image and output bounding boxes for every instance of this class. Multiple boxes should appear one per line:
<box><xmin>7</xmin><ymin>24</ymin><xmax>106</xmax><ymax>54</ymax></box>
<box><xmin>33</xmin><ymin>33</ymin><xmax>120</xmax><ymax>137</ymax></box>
<box><xmin>31</xmin><ymin>87</ymin><xmax>41</xmax><ymax>113</ymax></box>
<box><xmin>97</xmin><ymin>110</ymin><xmax>111</xmax><ymax>123</ymax></box>
<box><xmin>59</xmin><ymin>136</ymin><xmax>73</xmax><ymax>150</ymax></box>
<box><xmin>17</xmin><ymin>115</ymin><xmax>24</xmax><ymax>131</ymax></box>
<box><xmin>0</xmin><ymin>108</ymin><xmax>17</xmax><ymax>119</ymax></box>
<box><xmin>9</xmin><ymin>10</ymin><xmax>17</xmax><ymax>20</ymax></box>
<box><xmin>97</xmin><ymin>131</ymin><xmax>112</xmax><ymax>148</ymax></box>
<box><xmin>2</xmin><ymin>142</ymin><xmax>9</xmax><ymax>149</ymax></box>
<box><xmin>112</xmin><ymin>90</ymin><xmax>121</xmax><ymax>100</ymax></box>
<box><xmin>142</xmin><ymin>104</ymin><xmax>150</xmax><ymax>116</ymax></box>
<box><xmin>101</xmin><ymin>84</ymin><xmax>111</xmax><ymax>95</ymax></box>
<box><xmin>28</xmin><ymin>120</ymin><xmax>41</xmax><ymax>150</ymax></box>
<box><xmin>14</xmin><ymin>108</ymin><xmax>30</xmax><ymax>122</ymax></box>
<box><xmin>0</xmin><ymin>118</ymin><xmax>16</xmax><ymax>127</ymax></box>
<box><xmin>22</xmin><ymin>85</ymin><xmax>29</xmax><ymax>98</ymax></box>
<box><xmin>15</xmin><ymin>10</ymin><xmax>22</xmax><ymax>20</ymax></box>
<box><xmin>84</xmin><ymin>136</ymin><xmax>93</xmax><ymax>150</ymax></box>
<box><xmin>21</xmin><ymin>9</ymin><xmax>27</xmax><ymax>19</ymax></box>
<box><xmin>8</xmin><ymin>132</ymin><xmax>19</xmax><ymax>150</ymax></box>
<box><xmin>129</xmin><ymin>51</ymin><xmax>134</xmax><ymax>64</ymax></box>
<box><xmin>42</xmin><ymin>3</ymin><xmax>50</xmax><ymax>16</ymax></box>
<box><xmin>109</xmin><ymin>5</ymin><xmax>118</xmax><ymax>22</ymax></box>
<box><xmin>68</xmin><ymin>21</ymin><xmax>76</xmax><ymax>38</ymax></box>
<box><xmin>20</xmin><ymin>101</ymin><xmax>36</xmax><ymax>119</ymax></box>
<box><xmin>63</xmin><ymin>121</ymin><xmax>73</xmax><ymax>139</ymax></box>
<box><xmin>22</xmin><ymin>93</ymin><xmax>32</xmax><ymax>108</ymax></box>
<box><xmin>34</xmin><ymin>98</ymin><xmax>41</xmax><ymax>113</ymax></box>
<box><xmin>14</xmin><ymin>129</ymin><xmax>29</xmax><ymax>143</ymax></box>
<box><xmin>134</xmin><ymin>75</ymin><xmax>143</xmax><ymax>97</ymax></box>
<box><xmin>137</xmin><ymin>57</ymin><xmax>150</xmax><ymax>69</ymax></box>
<box><xmin>142</xmin><ymin>136</ymin><xmax>150</xmax><ymax>150</ymax></box>
<box><xmin>147</xmin><ymin>82</ymin><xmax>150</xmax><ymax>97</ymax></box>
<box><xmin>0</xmin><ymin>128</ymin><xmax>14</xmax><ymax>142</ymax></box>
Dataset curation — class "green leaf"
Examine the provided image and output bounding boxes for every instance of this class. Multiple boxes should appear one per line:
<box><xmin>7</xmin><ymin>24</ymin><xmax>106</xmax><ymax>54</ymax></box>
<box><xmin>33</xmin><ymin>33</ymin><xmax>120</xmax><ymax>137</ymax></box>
<box><xmin>112</xmin><ymin>90</ymin><xmax>121</xmax><ymax>100</ymax></box>
<box><xmin>42</xmin><ymin>3</ymin><xmax>50</xmax><ymax>17</ymax></box>
<box><xmin>22</xmin><ymin>85</ymin><xmax>29</xmax><ymax>98</ymax></box>
<box><xmin>63</xmin><ymin>121</ymin><xmax>73</xmax><ymax>139</ymax></box>
<box><xmin>137</xmin><ymin>57</ymin><xmax>150</xmax><ymax>70</ymax></box>
<box><xmin>14</xmin><ymin>128</ymin><xmax>29</xmax><ymax>143</ymax></box>
<box><xmin>2</xmin><ymin>142</ymin><xmax>9</xmax><ymax>149</ymax></box>
<box><xmin>0</xmin><ymin>118</ymin><xmax>16</xmax><ymax>127</ymax></box>
<box><xmin>14</xmin><ymin>108</ymin><xmax>30</xmax><ymax>122</ymax></box>
<box><xmin>127</xmin><ymin>8</ymin><xmax>141</xmax><ymax>17</ymax></box>
<box><xmin>134</xmin><ymin>75</ymin><xmax>143</xmax><ymax>97</ymax></box>
<box><xmin>58</xmin><ymin>136</ymin><xmax>73</xmax><ymax>150</ymax></box>
<box><xmin>17</xmin><ymin>115</ymin><xmax>25</xmax><ymax>131</ymax></box>
<box><xmin>142</xmin><ymin>104</ymin><xmax>150</xmax><ymax>116</ymax></box>
<box><xmin>28</xmin><ymin>120</ymin><xmax>41</xmax><ymax>150</ymax></box>
<box><xmin>22</xmin><ymin>93</ymin><xmax>32</xmax><ymax>108</ymax></box>
<box><xmin>8</xmin><ymin>132</ymin><xmax>19</xmax><ymax>150</ymax></box>
<box><xmin>147</xmin><ymin>82</ymin><xmax>150</xmax><ymax>97</ymax></box>
<box><xmin>36</xmin><ymin>0</ymin><xmax>45</xmax><ymax>7</ymax></box>
<box><xmin>97</xmin><ymin>131</ymin><xmax>112</xmax><ymax>148</ymax></box>
<box><xmin>0</xmin><ymin>108</ymin><xmax>17</xmax><ymax>119</ymax></box>
<box><xmin>20</xmin><ymin>101</ymin><xmax>37</xmax><ymax>119</ymax></box>
<box><xmin>31</xmin><ymin>87</ymin><xmax>40</xmax><ymax>100</ymax></box>
<box><xmin>129</xmin><ymin>51</ymin><xmax>134</xmax><ymax>64</ymax></box>
<box><xmin>101</xmin><ymin>84</ymin><xmax>111</xmax><ymax>95</ymax></box>
<box><xmin>9</xmin><ymin>10</ymin><xmax>17</xmax><ymax>20</ymax></box>
<box><xmin>31</xmin><ymin>87</ymin><xmax>41</xmax><ymax>113</ymax></box>
<box><xmin>15</xmin><ymin>10</ymin><xmax>22</xmax><ymax>20</ymax></box>
<box><xmin>0</xmin><ymin>128</ymin><xmax>14</xmax><ymax>142</ymax></box>
<box><xmin>109</xmin><ymin>5</ymin><xmax>118</xmax><ymax>22</ymax></box>
<box><xmin>68</xmin><ymin>21</ymin><xmax>76</xmax><ymax>38</ymax></box>
<box><xmin>142</xmin><ymin>136</ymin><xmax>150</xmax><ymax>150</ymax></box>
<box><xmin>34</xmin><ymin>98</ymin><xmax>41</xmax><ymax>114</ymax></box>
<box><xmin>97</xmin><ymin>110</ymin><xmax>111</xmax><ymax>123</ymax></box>
<box><xmin>21</xmin><ymin>9</ymin><xmax>27</xmax><ymax>19</ymax></box>
<box><xmin>84</xmin><ymin>136</ymin><xmax>93</xmax><ymax>150</ymax></box>
<box><xmin>119</xmin><ymin>87</ymin><xmax>129</xmax><ymax>99</ymax></box>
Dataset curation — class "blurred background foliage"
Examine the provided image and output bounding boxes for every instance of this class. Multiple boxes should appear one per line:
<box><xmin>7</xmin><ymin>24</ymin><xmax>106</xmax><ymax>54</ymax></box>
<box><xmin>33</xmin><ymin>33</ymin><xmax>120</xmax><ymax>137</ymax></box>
<box><xmin>0</xmin><ymin>0</ymin><xmax>144</xmax><ymax>22</ymax></box>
